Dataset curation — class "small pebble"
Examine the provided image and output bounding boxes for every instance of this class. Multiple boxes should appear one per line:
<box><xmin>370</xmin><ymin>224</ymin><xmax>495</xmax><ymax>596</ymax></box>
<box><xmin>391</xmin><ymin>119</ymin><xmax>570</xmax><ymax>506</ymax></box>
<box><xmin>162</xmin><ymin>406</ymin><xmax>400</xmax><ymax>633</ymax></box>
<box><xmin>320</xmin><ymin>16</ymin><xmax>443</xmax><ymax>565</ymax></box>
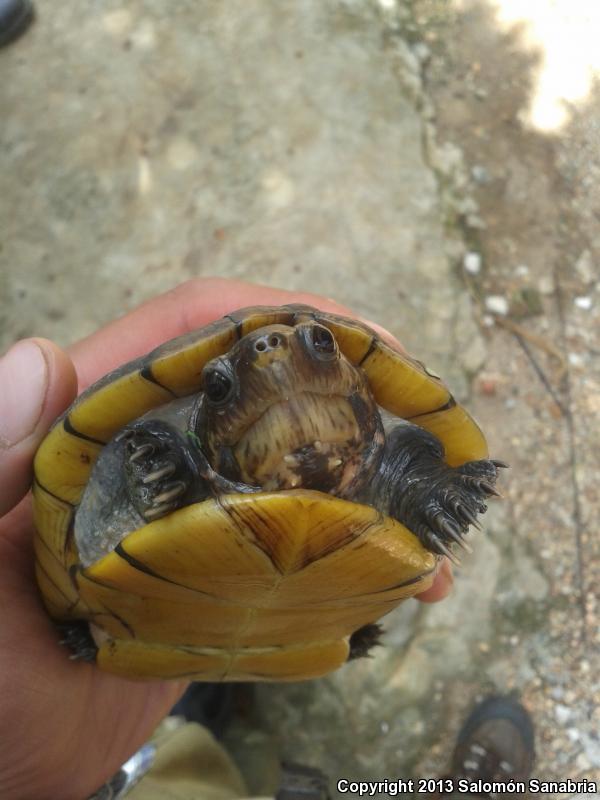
<box><xmin>413</xmin><ymin>42</ymin><xmax>430</xmax><ymax>63</ymax></box>
<box><xmin>576</xmin><ymin>751</ymin><xmax>591</xmax><ymax>770</ymax></box>
<box><xmin>380</xmin><ymin>721</ymin><xmax>390</xmax><ymax>734</ymax></box>
<box><xmin>471</xmin><ymin>165</ymin><xmax>490</xmax><ymax>184</ymax></box>
<box><xmin>575</xmin><ymin>249</ymin><xmax>595</xmax><ymax>283</ymax></box>
<box><xmin>485</xmin><ymin>295</ymin><xmax>509</xmax><ymax>315</ymax></box>
<box><xmin>574</xmin><ymin>295</ymin><xmax>592</xmax><ymax>310</ymax></box>
<box><xmin>567</xmin><ymin>728</ymin><xmax>581</xmax><ymax>742</ymax></box>
<box><xmin>568</xmin><ymin>352</ymin><xmax>584</xmax><ymax>367</ymax></box>
<box><xmin>477</xmin><ymin>377</ymin><xmax>497</xmax><ymax>396</ymax></box>
<box><xmin>102</xmin><ymin>9</ymin><xmax>132</xmax><ymax>36</ymax></box>
<box><xmin>555</xmin><ymin>704</ymin><xmax>572</xmax><ymax>725</ymax></box>
<box><xmin>514</xmin><ymin>264</ymin><xmax>529</xmax><ymax>277</ymax></box>
<box><xmin>464</xmin><ymin>251</ymin><xmax>482</xmax><ymax>275</ymax></box>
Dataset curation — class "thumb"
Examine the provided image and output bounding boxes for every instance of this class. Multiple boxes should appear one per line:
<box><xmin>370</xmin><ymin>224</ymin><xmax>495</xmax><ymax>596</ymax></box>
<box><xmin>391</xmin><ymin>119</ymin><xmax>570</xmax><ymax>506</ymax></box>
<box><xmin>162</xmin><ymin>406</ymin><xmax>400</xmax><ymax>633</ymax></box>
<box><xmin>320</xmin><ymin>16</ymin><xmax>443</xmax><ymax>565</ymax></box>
<box><xmin>0</xmin><ymin>339</ymin><xmax>77</xmax><ymax>517</ymax></box>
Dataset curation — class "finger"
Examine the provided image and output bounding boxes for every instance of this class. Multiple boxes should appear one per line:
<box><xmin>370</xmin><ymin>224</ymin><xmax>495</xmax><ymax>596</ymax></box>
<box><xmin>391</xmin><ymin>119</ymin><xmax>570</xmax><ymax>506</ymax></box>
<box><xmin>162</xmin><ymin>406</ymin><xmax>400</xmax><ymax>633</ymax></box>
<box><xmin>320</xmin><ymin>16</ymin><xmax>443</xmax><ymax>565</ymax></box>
<box><xmin>415</xmin><ymin>559</ymin><xmax>454</xmax><ymax>603</ymax></box>
<box><xmin>0</xmin><ymin>339</ymin><xmax>77</xmax><ymax>517</ymax></box>
<box><xmin>68</xmin><ymin>278</ymin><xmax>403</xmax><ymax>389</ymax></box>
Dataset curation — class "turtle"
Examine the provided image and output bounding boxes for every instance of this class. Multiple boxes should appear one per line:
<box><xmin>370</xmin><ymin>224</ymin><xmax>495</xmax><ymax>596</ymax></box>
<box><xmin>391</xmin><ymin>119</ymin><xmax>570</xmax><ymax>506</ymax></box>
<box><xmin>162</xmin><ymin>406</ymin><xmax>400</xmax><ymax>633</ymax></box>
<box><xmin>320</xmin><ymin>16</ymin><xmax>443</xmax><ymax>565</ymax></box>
<box><xmin>32</xmin><ymin>304</ymin><xmax>504</xmax><ymax>682</ymax></box>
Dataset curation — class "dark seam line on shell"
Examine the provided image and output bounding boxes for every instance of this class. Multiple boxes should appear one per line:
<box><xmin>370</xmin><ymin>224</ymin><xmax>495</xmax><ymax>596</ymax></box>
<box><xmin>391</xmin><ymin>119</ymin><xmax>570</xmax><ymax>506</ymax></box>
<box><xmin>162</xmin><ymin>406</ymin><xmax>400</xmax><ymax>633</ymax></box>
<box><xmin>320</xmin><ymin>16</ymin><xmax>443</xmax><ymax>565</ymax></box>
<box><xmin>358</xmin><ymin>336</ymin><xmax>378</xmax><ymax>366</ymax></box>
<box><xmin>69</xmin><ymin>564</ymin><xmax>80</xmax><ymax>592</ymax></box>
<box><xmin>107</xmin><ymin>544</ymin><xmax>237</xmax><ymax>601</ymax></box>
<box><xmin>366</xmin><ymin>565</ymin><xmax>437</xmax><ymax>595</ymax></box>
<box><xmin>216</xmin><ymin>496</ymin><xmax>283</xmax><ymax>575</ymax></box>
<box><xmin>283</xmin><ymin>512</ymin><xmax>386</xmax><ymax>570</ymax></box>
<box><xmin>35</xmin><ymin>560</ymin><xmax>76</xmax><ymax>607</ymax></box>
<box><xmin>140</xmin><ymin>365</ymin><xmax>177</xmax><ymax>397</ymax></box>
<box><xmin>225</xmin><ymin>315</ymin><xmax>244</xmax><ymax>340</ymax></box>
<box><xmin>163</xmin><ymin>669</ymin><xmax>308</xmax><ymax>680</ymax></box>
<box><xmin>292</xmin><ymin>309</ymin><xmax>317</xmax><ymax>324</ymax></box>
<box><xmin>63</xmin><ymin>416</ymin><xmax>107</xmax><ymax>446</ymax></box>
<box><xmin>79</xmin><ymin>564</ymin><xmax>238</xmax><ymax>603</ymax></box>
<box><xmin>298</xmin><ymin>517</ymin><xmax>371</xmax><ymax>566</ymax></box>
<box><xmin>36</xmin><ymin>528</ymin><xmax>71</xmax><ymax>567</ymax></box>
<box><xmin>239</xmin><ymin>509</ymin><xmax>383</xmax><ymax>574</ymax></box>
<box><xmin>146</xmin><ymin>668</ymin><xmax>229</xmax><ymax>680</ymax></box>
<box><xmin>94</xmin><ymin>603</ymin><xmax>136</xmax><ymax>638</ymax></box>
<box><xmin>178</xmin><ymin>642</ymin><xmax>290</xmax><ymax>655</ymax></box>
<box><xmin>297</xmin><ymin>566</ymin><xmax>437</xmax><ymax>606</ymax></box>
<box><xmin>33</xmin><ymin>478</ymin><xmax>75</xmax><ymax>508</ymax></box>
<box><xmin>406</xmin><ymin>395</ymin><xmax>456</xmax><ymax>421</ymax></box>
<box><xmin>64</xmin><ymin>514</ymin><xmax>76</xmax><ymax>561</ymax></box>
<box><xmin>114</xmin><ymin>543</ymin><xmax>174</xmax><ymax>580</ymax></box>
<box><xmin>141</xmin><ymin>664</ymin><xmax>311</xmax><ymax>680</ymax></box>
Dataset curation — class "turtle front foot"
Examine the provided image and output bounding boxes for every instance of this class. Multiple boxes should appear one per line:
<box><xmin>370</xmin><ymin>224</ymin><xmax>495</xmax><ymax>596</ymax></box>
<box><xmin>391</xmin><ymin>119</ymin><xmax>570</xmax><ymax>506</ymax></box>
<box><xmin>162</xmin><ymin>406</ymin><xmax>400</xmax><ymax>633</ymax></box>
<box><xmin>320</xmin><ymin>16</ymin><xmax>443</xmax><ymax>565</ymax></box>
<box><xmin>386</xmin><ymin>438</ymin><xmax>507</xmax><ymax>564</ymax></box>
<box><xmin>414</xmin><ymin>458</ymin><xmax>506</xmax><ymax>563</ymax></box>
<box><xmin>121</xmin><ymin>421</ymin><xmax>199</xmax><ymax>522</ymax></box>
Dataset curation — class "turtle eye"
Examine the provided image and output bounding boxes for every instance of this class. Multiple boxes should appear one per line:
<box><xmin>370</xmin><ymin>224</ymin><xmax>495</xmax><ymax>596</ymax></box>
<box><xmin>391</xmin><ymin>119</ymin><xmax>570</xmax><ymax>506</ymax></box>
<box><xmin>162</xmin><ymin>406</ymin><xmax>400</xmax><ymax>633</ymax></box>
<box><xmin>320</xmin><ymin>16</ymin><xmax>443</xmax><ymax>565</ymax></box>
<box><xmin>203</xmin><ymin>368</ymin><xmax>234</xmax><ymax>405</ymax></box>
<box><xmin>311</xmin><ymin>324</ymin><xmax>336</xmax><ymax>357</ymax></box>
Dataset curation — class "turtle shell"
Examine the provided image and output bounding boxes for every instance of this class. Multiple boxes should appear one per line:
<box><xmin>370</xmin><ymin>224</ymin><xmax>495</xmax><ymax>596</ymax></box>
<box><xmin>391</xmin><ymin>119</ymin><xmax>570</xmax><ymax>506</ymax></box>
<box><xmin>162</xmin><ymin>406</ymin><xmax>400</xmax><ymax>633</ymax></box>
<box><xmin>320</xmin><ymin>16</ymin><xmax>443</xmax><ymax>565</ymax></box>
<box><xmin>32</xmin><ymin>304</ymin><xmax>488</xmax><ymax>681</ymax></box>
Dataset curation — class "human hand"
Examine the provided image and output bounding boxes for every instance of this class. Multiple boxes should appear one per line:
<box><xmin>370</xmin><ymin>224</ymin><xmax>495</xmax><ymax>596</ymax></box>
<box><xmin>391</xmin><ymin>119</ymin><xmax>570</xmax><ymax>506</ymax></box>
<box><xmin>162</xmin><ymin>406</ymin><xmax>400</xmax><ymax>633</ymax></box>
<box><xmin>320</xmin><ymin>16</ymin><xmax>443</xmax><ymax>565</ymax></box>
<box><xmin>0</xmin><ymin>278</ymin><xmax>452</xmax><ymax>798</ymax></box>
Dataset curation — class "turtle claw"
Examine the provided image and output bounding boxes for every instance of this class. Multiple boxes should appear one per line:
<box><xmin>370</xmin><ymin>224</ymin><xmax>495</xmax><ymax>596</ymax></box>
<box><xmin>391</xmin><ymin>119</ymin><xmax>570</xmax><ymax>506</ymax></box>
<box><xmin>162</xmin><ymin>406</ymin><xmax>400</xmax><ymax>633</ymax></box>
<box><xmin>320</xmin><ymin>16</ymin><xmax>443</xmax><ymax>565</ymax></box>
<box><xmin>128</xmin><ymin>442</ymin><xmax>154</xmax><ymax>463</ymax></box>
<box><xmin>143</xmin><ymin>502</ymin><xmax>176</xmax><ymax>520</ymax></box>
<box><xmin>123</xmin><ymin>423</ymin><xmax>196</xmax><ymax>522</ymax></box>
<box><xmin>455</xmin><ymin>503</ymin><xmax>482</xmax><ymax>531</ymax></box>
<box><xmin>479</xmin><ymin>480</ymin><xmax>501</xmax><ymax>497</ymax></box>
<box><xmin>142</xmin><ymin>462</ymin><xmax>177</xmax><ymax>484</ymax></box>
<box><xmin>429</xmin><ymin>534</ymin><xmax>461</xmax><ymax>565</ymax></box>
<box><xmin>424</xmin><ymin>457</ymin><xmax>505</xmax><ymax>557</ymax></box>
<box><xmin>153</xmin><ymin>481</ymin><xmax>187</xmax><ymax>505</ymax></box>
<box><xmin>396</xmin><ymin>456</ymin><xmax>505</xmax><ymax>561</ymax></box>
<box><xmin>438</xmin><ymin>519</ymin><xmax>473</xmax><ymax>553</ymax></box>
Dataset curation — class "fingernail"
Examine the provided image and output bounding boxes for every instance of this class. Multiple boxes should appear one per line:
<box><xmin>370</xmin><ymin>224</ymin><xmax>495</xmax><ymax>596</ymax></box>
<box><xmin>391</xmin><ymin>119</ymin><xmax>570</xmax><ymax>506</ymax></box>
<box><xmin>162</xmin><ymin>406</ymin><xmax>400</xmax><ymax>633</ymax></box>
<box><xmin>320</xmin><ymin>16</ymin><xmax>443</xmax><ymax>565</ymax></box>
<box><xmin>0</xmin><ymin>340</ymin><xmax>48</xmax><ymax>448</ymax></box>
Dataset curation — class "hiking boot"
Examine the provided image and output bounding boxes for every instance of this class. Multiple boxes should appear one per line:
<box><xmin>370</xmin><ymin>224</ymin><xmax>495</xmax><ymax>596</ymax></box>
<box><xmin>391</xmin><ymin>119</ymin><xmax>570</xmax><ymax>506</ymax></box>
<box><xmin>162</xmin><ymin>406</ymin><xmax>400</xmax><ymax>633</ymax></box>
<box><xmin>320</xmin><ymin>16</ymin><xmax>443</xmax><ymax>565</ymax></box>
<box><xmin>450</xmin><ymin>695</ymin><xmax>535</xmax><ymax>797</ymax></box>
<box><xmin>276</xmin><ymin>761</ymin><xmax>330</xmax><ymax>800</ymax></box>
<box><xmin>0</xmin><ymin>0</ymin><xmax>34</xmax><ymax>47</ymax></box>
<box><xmin>169</xmin><ymin>682</ymin><xmax>238</xmax><ymax>738</ymax></box>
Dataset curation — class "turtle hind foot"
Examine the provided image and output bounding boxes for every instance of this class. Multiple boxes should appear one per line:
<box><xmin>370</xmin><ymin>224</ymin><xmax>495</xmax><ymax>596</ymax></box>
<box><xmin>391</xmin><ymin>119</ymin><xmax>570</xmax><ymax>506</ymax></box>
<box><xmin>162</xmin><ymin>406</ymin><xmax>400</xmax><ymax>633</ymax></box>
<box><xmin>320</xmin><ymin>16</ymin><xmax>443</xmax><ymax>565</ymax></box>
<box><xmin>347</xmin><ymin>623</ymin><xmax>384</xmax><ymax>660</ymax></box>
<box><xmin>57</xmin><ymin>620</ymin><xmax>98</xmax><ymax>663</ymax></box>
<box><xmin>121</xmin><ymin>421</ymin><xmax>197</xmax><ymax>522</ymax></box>
<box><xmin>419</xmin><ymin>458</ymin><xmax>506</xmax><ymax>563</ymax></box>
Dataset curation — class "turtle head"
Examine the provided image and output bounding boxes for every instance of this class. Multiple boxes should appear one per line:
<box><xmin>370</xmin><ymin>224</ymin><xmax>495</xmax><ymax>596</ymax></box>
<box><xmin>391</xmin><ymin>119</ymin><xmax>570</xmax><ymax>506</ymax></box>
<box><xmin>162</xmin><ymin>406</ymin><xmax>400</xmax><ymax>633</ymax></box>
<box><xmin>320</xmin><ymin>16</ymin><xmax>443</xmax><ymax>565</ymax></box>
<box><xmin>196</xmin><ymin>321</ymin><xmax>384</xmax><ymax>494</ymax></box>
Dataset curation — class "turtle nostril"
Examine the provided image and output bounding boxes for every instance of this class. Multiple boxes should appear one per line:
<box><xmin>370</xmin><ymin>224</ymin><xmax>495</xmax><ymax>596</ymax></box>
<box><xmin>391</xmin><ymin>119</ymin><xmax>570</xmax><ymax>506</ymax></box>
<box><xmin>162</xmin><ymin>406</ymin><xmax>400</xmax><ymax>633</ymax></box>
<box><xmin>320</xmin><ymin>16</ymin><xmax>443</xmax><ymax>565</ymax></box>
<box><xmin>255</xmin><ymin>334</ymin><xmax>284</xmax><ymax>353</ymax></box>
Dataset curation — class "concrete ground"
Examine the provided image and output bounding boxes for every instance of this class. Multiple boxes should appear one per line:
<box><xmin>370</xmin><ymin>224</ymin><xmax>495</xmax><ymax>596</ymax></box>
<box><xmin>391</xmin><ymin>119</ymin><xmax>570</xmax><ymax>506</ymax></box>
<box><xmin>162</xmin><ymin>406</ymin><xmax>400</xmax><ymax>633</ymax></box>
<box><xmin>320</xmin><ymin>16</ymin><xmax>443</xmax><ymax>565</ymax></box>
<box><xmin>1</xmin><ymin>0</ymin><xmax>598</xmax><ymax>796</ymax></box>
